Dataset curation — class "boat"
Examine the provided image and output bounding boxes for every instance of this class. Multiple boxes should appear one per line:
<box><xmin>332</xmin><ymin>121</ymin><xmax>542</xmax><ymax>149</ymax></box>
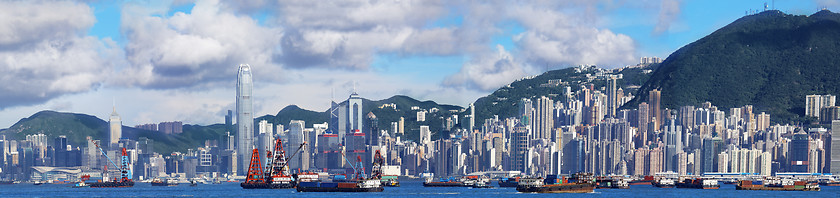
<box><xmin>675</xmin><ymin>178</ymin><xmax>719</xmax><ymax>189</ymax></box>
<box><xmin>629</xmin><ymin>176</ymin><xmax>654</xmax><ymax>185</ymax></box>
<box><xmin>596</xmin><ymin>177</ymin><xmax>629</xmax><ymax>189</ymax></box>
<box><xmin>0</xmin><ymin>180</ymin><xmax>14</xmax><ymax>185</ymax></box>
<box><xmin>189</xmin><ymin>180</ymin><xmax>198</xmax><ymax>187</ymax></box>
<box><xmin>72</xmin><ymin>181</ymin><xmax>90</xmax><ymax>188</ymax></box>
<box><xmin>516</xmin><ymin>173</ymin><xmax>596</xmax><ymax>193</ymax></box>
<box><xmin>296</xmin><ymin>150</ymin><xmax>386</xmax><ymax>192</ymax></box>
<box><xmin>151</xmin><ymin>178</ymin><xmax>178</xmax><ymax>186</ymax></box>
<box><xmin>737</xmin><ymin>179</ymin><xmax>820</xmax><ymax>191</ymax></box>
<box><xmin>498</xmin><ymin>176</ymin><xmax>520</xmax><ymax>187</ymax></box>
<box><xmin>88</xmin><ymin>179</ymin><xmax>135</xmax><ymax>188</ymax></box>
<box><xmin>380</xmin><ymin>175</ymin><xmax>399</xmax><ymax>187</ymax></box>
<box><xmin>33</xmin><ymin>181</ymin><xmax>46</xmax><ymax>185</ymax></box>
<box><xmin>423</xmin><ymin>177</ymin><xmax>470</xmax><ymax>187</ymax></box>
<box><xmin>241</xmin><ymin>139</ymin><xmax>307</xmax><ymax>189</ymax></box>
<box><xmin>818</xmin><ymin>180</ymin><xmax>840</xmax><ymax>187</ymax></box>
<box><xmin>652</xmin><ymin>178</ymin><xmax>676</xmax><ymax>188</ymax></box>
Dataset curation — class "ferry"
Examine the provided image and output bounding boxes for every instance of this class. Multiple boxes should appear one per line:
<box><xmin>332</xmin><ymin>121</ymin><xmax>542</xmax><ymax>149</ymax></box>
<box><xmin>596</xmin><ymin>177</ymin><xmax>629</xmax><ymax>189</ymax></box>
<box><xmin>516</xmin><ymin>173</ymin><xmax>596</xmax><ymax>193</ymax></box>
<box><xmin>498</xmin><ymin>176</ymin><xmax>521</xmax><ymax>187</ymax></box>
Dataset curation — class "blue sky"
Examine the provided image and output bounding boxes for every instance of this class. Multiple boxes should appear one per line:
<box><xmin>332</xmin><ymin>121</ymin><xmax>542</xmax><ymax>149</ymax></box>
<box><xmin>0</xmin><ymin>0</ymin><xmax>836</xmax><ymax>128</ymax></box>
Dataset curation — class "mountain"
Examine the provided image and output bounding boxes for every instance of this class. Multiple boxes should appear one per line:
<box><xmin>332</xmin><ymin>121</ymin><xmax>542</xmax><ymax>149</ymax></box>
<box><xmin>473</xmin><ymin>65</ymin><xmax>653</xmax><ymax>122</ymax></box>
<box><xmin>1</xmin><ymin>110</ymin><xmax>227</xmax><ymax>155</ymax></box>
<box><xmin>627</xmin><ymin>10</ymin><xmax>840</xmax><ymax>124</ymax></box>
<box><xmin>256</xmin><ymin>95</ymin><xmax>464</xmax><ymax>141</ymax></box>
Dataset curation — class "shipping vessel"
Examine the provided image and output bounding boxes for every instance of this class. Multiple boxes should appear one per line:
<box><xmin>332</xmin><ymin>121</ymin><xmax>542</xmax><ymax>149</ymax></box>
<box><xmin>423</xmin><ymin>175</ymin><xmax>491</xmax><ymax>188</ymax></box>
<box><xmin>295</xmin><ymin>150</ymin><xmax>385</xmax><ymax>192</ymax></box>
<box><xmin>380</xmin><ymin>175</ymin><xmax>400</xmax><ymax>187</ymax></box>
<box><xmin>241</xmin><ymin>139</ymin><xmax>307</xmax><ymax>189</ymax></box>
<box><xmin>498</xmin><ymin>176</ymin><xmax>520</xmax><ymax>187</ymax></box>
<box><xmin>88</xmin><ymin>141</ymin><xmax>134</xmax><ymax>188</ymax></box>
<box><xmin>596</xmin><ymin>177</ymin><xmax>629</xmax><ymax>189</ymax></box>
<box><xmin>652</xmin><ymin>178</ymin><xmax>676</xmax><ymax>188</ymax></box>
<box><xmin>151</xmin><ymin>178</ymin><xmax>178</xmax><ymax>186</ymax></box>
<box><xmin>516</xmin><ymin>173</ymin><xmax>596</xmax><ymax>193</ymax></box>
<box><xmin>818</xmin><ymin>180</ymin><xmax>840</xmax><ymax>187</ymax></box>
<box><xmin>675</xmin><ymin>178</ymin><xmax>719</xmax><ymax>189</ymax></box>
<box><xmin>629</xmin><ymin>176</ymin><xmax>654</xmax><ymax>185</ymax></box>
<box><xmin>736</xmin><ymin>179</ymin><xmax>820</xmax><ymax>191</ymax></box>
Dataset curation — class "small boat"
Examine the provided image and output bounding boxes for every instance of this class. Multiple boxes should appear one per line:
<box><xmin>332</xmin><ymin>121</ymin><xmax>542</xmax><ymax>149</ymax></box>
<box><xmin>516</xmin><ymin>173</ymin><xmax>596</xmax><ymax>193</ymax></box>
<box><xmin>72</xmin><ymin>181</ymin><xmax>90</xmax><ymax>188</ymax></box>
<box><xmin>596</xmin><ymin>177</ymin><xmax>629</xmax><ymax>189</ymax></box>
<box><xmin>189</xmin><ymin>180</ymin><xmax>198</xmax><ymax>187</ymax></box>
<box><xmin>818</xmin><ymin>180</ymin><xmax>840</xmax><ymax>187</ymax></box>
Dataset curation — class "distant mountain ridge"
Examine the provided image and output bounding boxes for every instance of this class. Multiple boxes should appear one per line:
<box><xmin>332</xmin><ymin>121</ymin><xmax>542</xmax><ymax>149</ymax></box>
<box><xmin>627</xmin><ymin>10</ymin><xmax>840</xmax><ymax>123</ymax></box>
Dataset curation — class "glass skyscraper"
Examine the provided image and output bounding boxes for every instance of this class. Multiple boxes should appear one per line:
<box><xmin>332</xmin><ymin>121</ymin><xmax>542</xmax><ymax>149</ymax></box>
<box><xmin>236</xmin><ymin>64</ymin><xmax>253</xmax><ymax>175</ymax></box>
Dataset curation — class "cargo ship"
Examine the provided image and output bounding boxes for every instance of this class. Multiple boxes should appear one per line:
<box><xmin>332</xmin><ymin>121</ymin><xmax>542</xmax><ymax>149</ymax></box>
<box><xmin>498</xmin><ymin>176</ymin><xmax>520</xmax><ymax>187</ymax></box>
<box><xmin>516</xmin><ymin>173</ymin><xmax>596</xmax><ymax>193</ymax></box>
<box><xmin>675</xmin><ymin>178</ymin><xmax>719</xmax><ymax>189</ymax></box>
<box><xmin>423</xmin><ymin>175</ymin><xmax>490</xmax><ymax>188</ymax></box>
<box><xmin>295</xmin><ymin>150</ymin><xmax>386</xmax><ymax>192</ymax></box>
<box><xmin>652</xmin><ymin>178</ymin><xmax>675</xmax><ymax>188</ymax></box>
<box><xmin>736</xmin><ymin>179</ymin><xmax>820</xmax><ymax>191</ymax></box>
<box><xmin>818</xmin><ymin>180</ymin><xmax>840</xmax><ymax>187</ymax></box>
<box><xmin>596</xmin><ymin>177</ymin><xmax>629</xmax><ymax>189</ymax></box>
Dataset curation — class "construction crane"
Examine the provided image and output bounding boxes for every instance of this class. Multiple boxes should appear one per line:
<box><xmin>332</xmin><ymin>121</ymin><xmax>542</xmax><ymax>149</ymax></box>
<box><xmin>266</xmin><ymin>139</ymin><xmax>306</xmax><ymax>179</ymax></box>
<box><xmin>90</xmin><ymin>139</ymin><xmax>131</xmax><ymax>183</ymax></box>
<box><xmin>341</xmin><ymin>151</ymin><xmax>367</xmax><ymax>180</ymax></box>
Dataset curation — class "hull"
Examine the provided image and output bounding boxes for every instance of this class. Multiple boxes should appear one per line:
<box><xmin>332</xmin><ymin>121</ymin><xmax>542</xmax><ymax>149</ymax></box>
<box><xmin>423</xmin><ymin>182</ymin><xmax>469</xmax><ymax>187</ymax></box>
<box><xmin>737</xmin><ymin>185</ymin><xmax>820</xmax><ymax>191</ymax></box>
<box><xmin>498</xmin><ymin>181</ymin><xmax>519</xmax><ymax>187</ymax></box>
<box><xmin>296</xmin><ymin>186</ymin><xmax>384</xmax><ymax>192</ymax></box>
<box><xmin>676</xmin><ymin>183</ymin><xmax>718</xmax><ymax>189</ymax></box>
<box><xmin>89</xmin><ymin>181</ymin><xmax>134</xmax><ymax>188</ymax></box>
<box><xmin>151</xmin><ymin>182</ymin><xmax>178</xmax><ymax>186</ymax></box>
<box><xmin>652</xmin><ymin>183</ymin><xmax>675</xmax><ymax>188</ymax></box>
<box><xmin>516</xmin><ymin>183</ymin><xmax>595</xmax><ymax>193</ymax></box>
<box><xmin>629</xmin><ymin>181</ymin><xmax>652</xmax><ymax>185</ymax></box>
<box><xmin>240</xmin><ymin>182</ymin><xmax>295</xmax><ymax>189</ymax></box>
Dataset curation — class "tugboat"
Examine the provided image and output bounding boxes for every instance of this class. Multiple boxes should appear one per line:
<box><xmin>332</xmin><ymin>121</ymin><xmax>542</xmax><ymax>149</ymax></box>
<box><xmin>737</xmin><ymin>179</ymin><xmax>820</xmax><ymax>191</ymax></box>
<box><xmin>652</xmin><ymin>178</ymin><xmax>676</xmax><ymax>188</ymax></box>
<box><xmin>516</xmin><ymin>173</ymin><xmax>596</xmax><ymax>193</ymax></box>
<box><xmin>498</xmin><ymin>176</ymin><xmax>521</xmax><ymax>187</ymax></box>
<box><xmin>296</xmin><ymin>150</ymin><xmax>385</xmax><ymax>192</ymax></box>
<box><xmin>675</xmin><ymin>178</ymin><xmax>719</xmax><ymax>189</ymax></box>
<box><xmin>241</xmin><ymin>139</ymin><xmax>306</xmax><ymax>189</ymax></box>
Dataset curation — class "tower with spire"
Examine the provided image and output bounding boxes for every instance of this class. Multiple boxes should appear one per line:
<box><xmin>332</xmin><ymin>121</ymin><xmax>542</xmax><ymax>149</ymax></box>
<box><xmin>109</xmin><ymin>102</ymin><xmax>122</xmax><ymax>148</ymax></box>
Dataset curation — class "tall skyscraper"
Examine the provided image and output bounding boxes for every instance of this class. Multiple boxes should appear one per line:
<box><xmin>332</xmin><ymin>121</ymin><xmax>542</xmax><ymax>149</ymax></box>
<box><xmin>288</xmin><ymin>120</ymin><xmax>309</xmax><ymax>171</ymax></box>
<box><xmin>831</xmin><ymin>120</ymin><xmax>840</xmax><ymax>175</ymax></box>
<box><xmin>606</xmin><ymin>76</ymin><xmax>617</xmax><ymax>117</ymax></box>
<box><xmin>534</xmin><ymin>96</ymin><xmax>554</xmax><ymax>140</ymax></box>
<box><xmin>649</xmin><ymin>89</ymin><xmax>661</xmax><ymax>130</ymax></box>
<box><xmin>469</xmin><ymin>103</ymin><xmax>475</xmax><ymax>133</ymax></box>
<box><xmin>236</xmin><ymin>64</ymin><xmax>254</xmax><ymax>175</ymax></box>
<box><xmin>109</xmin><ymin>105</ymin><xmax>122</xmax><ymax>147</ymax></box>
<box><xmin>638</xmin><ymin>102</ymin><xmax>649</xmax><ymax>147</ymax></box>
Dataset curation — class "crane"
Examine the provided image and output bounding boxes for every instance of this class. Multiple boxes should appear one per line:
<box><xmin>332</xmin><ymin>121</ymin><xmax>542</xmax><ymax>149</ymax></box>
<box><xmin>90</xmin><ymin>139</ymin><xmax>131</xmax><ymax>182</ymax></box>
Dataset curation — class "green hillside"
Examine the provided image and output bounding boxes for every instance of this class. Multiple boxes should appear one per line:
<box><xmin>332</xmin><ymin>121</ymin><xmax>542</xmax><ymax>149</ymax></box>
<box><xmin>627</xmin><ymin>10</ymin><xmax>840</xmax><ymax>124</ymax></box>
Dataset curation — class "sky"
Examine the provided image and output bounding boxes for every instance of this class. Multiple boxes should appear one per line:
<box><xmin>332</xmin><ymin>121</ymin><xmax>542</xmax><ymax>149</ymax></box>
<box><xmin>0</xmin><ymin>0</ymin><xmax>837</xmax><ymax>128</ymax></box>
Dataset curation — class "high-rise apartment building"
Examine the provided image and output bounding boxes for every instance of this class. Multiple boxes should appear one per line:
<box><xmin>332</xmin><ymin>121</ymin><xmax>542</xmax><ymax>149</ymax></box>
<box><xmin>649</xmin><ymin>89</ymin><xmax>661</xmax><ymax>130</ymax></box>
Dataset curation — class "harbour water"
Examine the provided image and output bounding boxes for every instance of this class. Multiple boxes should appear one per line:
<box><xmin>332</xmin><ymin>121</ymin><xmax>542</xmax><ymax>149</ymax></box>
<box><xmin>1</xmin><ymin>180</ymin><xmax>837</xmax><ymax>197</ymax></box>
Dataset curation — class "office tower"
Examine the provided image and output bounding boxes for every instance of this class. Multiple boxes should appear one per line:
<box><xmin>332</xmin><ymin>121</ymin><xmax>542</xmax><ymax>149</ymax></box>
<box><xmin>510</xmin><ymin>124</ymin><xmax>529</xmax><ymax>173</ymax></box>
<box><xmin>364</xmin><ymin>112</ymin><xmax>378</xmax><ymax>146</ymax></box>
<box><xmin>789</xmin><ymin>132</ymin><xmax>810</xmax><ymax>172</ymax></box>
<box><xmin>469</xmin><ymin>103</ymin><xmax>475</xmax><ymax>132</ymax></box>
<box><xmin>679</xmin><ymin>106</ymin><xmax>695</xmax><ymax>131</ymax></box>
<box><xmin>109</xmin><ymin>105</ymin><xmax>122</xmax><ymax>147</ymax></box>
<box><xmin>225</xmin><ymin>110</ymin><xmax>233</xmax><ymax>133</ymax></box>
<box><xmin>258</xmin><ymin>120</ymin><xmax>273</xmax><ymax>165</ymax></box>
<box><xmin>420</xmin><ymin>126</ymin><xmax>431</xmax><ymax>146</ymax></box>
<box><xmin>649</xmin><ymin>89</ymin><xmax>661</xmax><ymax>130</ymax></box>
<box><xmin>519</xmin><ymin>98</ymin><xmax>533</xmax><ymax>127</ymax></box>
<box><xmin>831</xmin><ymin>120</ymin><xmax>840</xmax><ymax>175</ymax></box>
<box><xmin>236</xmin><ymin>64</ymin><xmax>254</xmax><ymax>174</ymax></box>
<box><xmin>638</xmin><ymin>102</ymin><xmax>649</xmax><ymax>146</ymax></box>
<box><xmin>288</xmin><ymin>120</ymin><xmax>309</xmax><ymax>171</ymax></box>
<box><xmin>607</xmin><ymin>76</ymin><xmax>617</xmax><ymax>117</ymax></box>
<box><xmin>534</xmin><ymin>96</ymin><xmax>554</xmax><ymax>140</ymax></box>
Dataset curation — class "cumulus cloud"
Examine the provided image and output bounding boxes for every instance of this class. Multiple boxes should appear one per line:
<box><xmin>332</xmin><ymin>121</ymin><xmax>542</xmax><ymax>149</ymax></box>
<box><xmin>653</xmin><ymin>0</ymin><xmax>682</xmax><ymax>35</ymax></box>
<box><xmin>444</xmin><ymin>45</ymin><xmax>526</xmax><ymax>91</ymax></box>
<box><xmin>119</xmin><ymin>0</ymin><xmax>283</xmax><ymax>89</ymax></box>
<box><xmin>0</xmin><ymin>1</ymin><xmax>116</xmax><ymax>108</ymax></box>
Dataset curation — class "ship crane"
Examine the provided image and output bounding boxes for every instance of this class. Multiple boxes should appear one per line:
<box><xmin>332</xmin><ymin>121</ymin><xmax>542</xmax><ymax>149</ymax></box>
<box><xmin>266</xmin><ymin>139</ymin><xmax>306</xmax><ymax>180</ymax></box>
<box><xmin>341</xmin><ymin>151</ymin><xmax>368</xmax><ymax>180</ymax></box>
<box><xmin>90</xmin><ymin>139</ymin><xmax>131</xmax><ymax>183</ymax></box>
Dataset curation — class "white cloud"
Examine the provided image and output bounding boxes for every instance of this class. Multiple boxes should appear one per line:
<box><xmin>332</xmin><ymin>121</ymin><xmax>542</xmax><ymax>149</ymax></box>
<box><xmin>0</xmin><ymin>1</ymin><xmax>116</xmax><ymax>108</ymax></box>
<box><xmin>653</xmin><ymin>0</ymin><xmax>682</xmax><ymax>35</ymax></box>
<box><xmin>119</xmin><ymin>0</ymin><xmax>283</xmax><ymax>89</ymax></box>
<box><xmin>444</xmin><ymin>45</ymin><xmax>526</xmax><ymax>91</ymax></box>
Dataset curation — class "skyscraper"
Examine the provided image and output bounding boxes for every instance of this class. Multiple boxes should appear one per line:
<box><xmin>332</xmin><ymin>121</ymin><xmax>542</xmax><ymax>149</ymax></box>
<box><xmin>637</xmin><ymin>102</ymin><xmax>649</xmax><ymax>147</ymax></box>
<box><xmin>236</xmin><ymin>64</ymin><xmax>254</xmax><ymax>175</ymax></box>
<box><xmin>109</xmin><ymin>105</ymin><xmax>122</xmax><ymax>147</ymax></box>
<box><xmin>831</xmin><ymin>120</ymin><xmax>840</xmax><ymax>175</ymax></box>
<box><xmin>606</xmin><ymin>76</ymin><xmax>617</xmax><ymax>117</ymax></box>
<box><xmin>649</xmin><ymin>89</ymin><xmax>661</xmax><ymax>130</ymax></box>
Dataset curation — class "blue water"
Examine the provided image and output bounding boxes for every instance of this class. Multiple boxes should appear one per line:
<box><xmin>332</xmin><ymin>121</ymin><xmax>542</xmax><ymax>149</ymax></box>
<box><xmin>0</xmin><ymin>180</ymin><xmax>838</xmax><ymax>197</ymax></box>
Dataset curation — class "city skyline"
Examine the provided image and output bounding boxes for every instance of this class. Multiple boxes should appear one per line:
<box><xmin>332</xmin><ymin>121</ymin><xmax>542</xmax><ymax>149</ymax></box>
<box><xmin>1</xmin><ymin>0</ymin><xmax>838</xmax><ymax>129</ymax></box>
